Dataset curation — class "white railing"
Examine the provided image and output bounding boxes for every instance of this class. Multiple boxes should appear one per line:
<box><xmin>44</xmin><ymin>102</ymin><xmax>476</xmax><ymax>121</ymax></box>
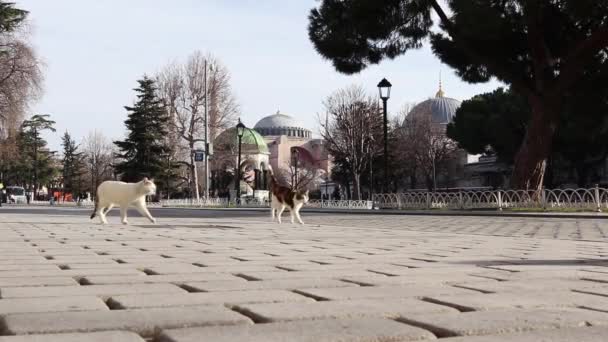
<box><xmin>22</xmin><ymin>187</ymin><xmax>608</xmax><ymax>212</ymax></box>
<box><xmin>307</xmin><ymin>200</ymin><xmax>373</xmax><ymax>210</ymax></box>
<box><xmin>24</xmin><ymin>198</ymin><xmax>372</xmax><ymax>210</ymax></box>
<box><xmin>373</xmin><ymin>186</ymin><xmax>608</xmax><ymax>211</ymax></box>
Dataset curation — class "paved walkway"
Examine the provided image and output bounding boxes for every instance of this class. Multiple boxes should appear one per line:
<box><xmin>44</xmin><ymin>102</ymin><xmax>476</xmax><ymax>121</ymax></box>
<box><xmin>0</xmin><ymin>212</ymin><xmax>607</xmax><ymax>341</ymax></box>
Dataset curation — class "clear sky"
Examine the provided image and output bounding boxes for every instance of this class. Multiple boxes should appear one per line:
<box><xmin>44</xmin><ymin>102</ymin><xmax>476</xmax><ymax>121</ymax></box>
<box><xmin>18</xmin><ymin>0</ymin><xmax>502</xmax><ymax>151</ymax></box>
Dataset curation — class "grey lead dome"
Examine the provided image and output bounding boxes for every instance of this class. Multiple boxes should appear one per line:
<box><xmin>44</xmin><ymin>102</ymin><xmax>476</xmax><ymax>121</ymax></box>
<box><xmin>407</xmin><ymin>85</ymin><xmax>461</xmax><ymax>125</ymax></box>
<box><xmin>254</xmin><ymin>111</ymin><xmax>312</xmax><ymax>138</ymax></box>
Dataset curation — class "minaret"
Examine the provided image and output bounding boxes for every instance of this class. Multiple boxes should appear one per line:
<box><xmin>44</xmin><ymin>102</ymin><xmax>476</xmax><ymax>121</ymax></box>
<box><xmin>435</xmin><ymin>71</ymin><xmax>445</xmax><ymax>98</ymax></box>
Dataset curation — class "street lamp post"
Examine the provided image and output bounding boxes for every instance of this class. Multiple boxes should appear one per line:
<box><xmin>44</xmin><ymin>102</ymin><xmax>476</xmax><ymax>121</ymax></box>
<box><xmin>291</xmin><ymin>147</ymin><xmax>299</xmax><ymax>189</ymax></box>
<box><xmin>432</xmin><ymin>154</ymin><xmax>437</xmax><ymax>191</ymax></box>
<box><xmin>235</xmin><ymin>119</ymin><xmax>246</xmax><ymax>201</ymax></box>
<box><xmin>377</xmin><ymin>78</ymin><xmax>392</xmax><ymax>193</ymax></box>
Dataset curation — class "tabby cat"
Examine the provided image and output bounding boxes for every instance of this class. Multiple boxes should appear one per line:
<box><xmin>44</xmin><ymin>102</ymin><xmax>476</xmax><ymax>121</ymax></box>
<box><xmin>269</xmin><ymin>172</ymin><xmax>309</xmax><ymax>224</ymax></box>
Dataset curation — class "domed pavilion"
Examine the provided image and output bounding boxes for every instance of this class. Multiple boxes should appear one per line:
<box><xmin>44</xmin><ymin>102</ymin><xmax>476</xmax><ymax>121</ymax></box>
<box><xmin>211</xmin><ymin>125</ymin><xmax>271</xmax><ymax>200</ymax></box>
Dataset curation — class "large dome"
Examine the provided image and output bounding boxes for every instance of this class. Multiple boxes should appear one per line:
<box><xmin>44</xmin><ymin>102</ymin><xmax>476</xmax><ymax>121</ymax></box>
<box><xmin>254</xmin><ymin>111</ymin><xmax>312</xmax><ymax>138</ymax></box>
<box><xmin>407</xmin><ymin>86</ymin><xmax>461</xmax><ymax>125</ymax></box>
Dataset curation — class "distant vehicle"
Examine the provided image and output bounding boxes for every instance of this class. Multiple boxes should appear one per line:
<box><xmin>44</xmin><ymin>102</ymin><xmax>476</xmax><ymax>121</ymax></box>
<box><xmin>5</xmin><ymin>186</ymin><xmax>26</xmax><ymax>204</ymax></box>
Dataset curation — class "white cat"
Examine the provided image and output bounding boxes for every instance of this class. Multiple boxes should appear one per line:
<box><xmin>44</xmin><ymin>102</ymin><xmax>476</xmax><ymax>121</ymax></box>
<box><xmin>90</xmin><ymin>178</ymin><xmax>157</xmax><ymax>225</ymax></box>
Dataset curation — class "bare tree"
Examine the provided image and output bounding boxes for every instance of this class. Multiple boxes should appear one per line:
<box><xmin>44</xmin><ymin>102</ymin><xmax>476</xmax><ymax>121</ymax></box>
<box><xmin>400</xmin><ymin>115</ymin><xmax>458</xmax><ymax>190</ymax></box>
<box><xmin>0</xmin><ymin>22</ymin><xmax>43</xmax><ymax>164</ymax></box>
<box><xmin>82</xmin><ymin>130</ymin><xmax>114</xmax><ymax>195</ymax></box>
<box><xmin>320</xmin><ymin>85</ymin><xmax>383</xmax><ymax>200</ymax></box>
<box><xmin>156</xmin><ymin>51</ymin><xmax>239</xmax><ymax>200</ymax></box>
<box><xmin>275</xmin><ymin>161</ymin><xmax>324</xmax><ymax>191</ymax></box>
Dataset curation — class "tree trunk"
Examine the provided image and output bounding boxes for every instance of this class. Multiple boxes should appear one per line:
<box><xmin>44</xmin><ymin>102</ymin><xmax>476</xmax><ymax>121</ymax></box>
<box><xmin>575</xmin><ymin>163</ymin><xmax>589</xmax><ymax>188</ymax></box>
<box><xmin>352</xmin><ymin>172</ymin><xmax>361</xmax><ymax>200</ymax></box>
<box><xmin>511</xmin><ymin>100</ymin><xmax>558</xmax><ymax>191</ymax></box>
<box><xmin>190</xmin><ymin>152</ymin><xmax>199</xmax><ymax>202</ymax></box>
<box><xmin>345</xmin><ymin>179</ymin><xmax>351</xmax><ymax>200</ymax></box>
<box><xmin>426</xmin><ymin>175</ymin><xmax>433</xmax><ymax>192</ymax></box>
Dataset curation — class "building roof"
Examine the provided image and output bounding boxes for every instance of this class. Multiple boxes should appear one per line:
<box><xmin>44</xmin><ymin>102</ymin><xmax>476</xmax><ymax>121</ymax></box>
<box><xmin>254</xmin><ymin>111</ymin><xmax>307</xmax><ymax>130</ymax></box>
<box><xmin>407</xmin><ymin>85</ymin><xmax>461</xmax><ymax>125</ymax></box>
<box><xmin>214</xmin><ymin>126</ymin><xmax>269</xmax><ymax>154</ymax></box>
<box><xmin>254</xmin><ymin>111</ymin><xmax>312</xmax><ymax>138</ymax></box>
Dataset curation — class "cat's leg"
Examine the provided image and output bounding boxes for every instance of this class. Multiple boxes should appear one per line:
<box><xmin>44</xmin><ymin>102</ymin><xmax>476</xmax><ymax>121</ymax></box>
<box><xmin>276</xmin><ymin>205</ymin><xmax>285</xmax><ymax>224</ymax></box>
<box><xmin>295</xmin><ymin>204</ymin><xmax>305</xmax><ymax>225</ymax></box>
<box><xmin>134</xmin><ymin>201</ymin><xmax>156</xmax><ymax>223</ymax></box>
<box><xmin>98</xmin><ymin>202</ymin><xmax>109</xmax><ymax>224</ymax></box>
<box><xmin>120</xmin><ymin>205</ymin><xmax>128</xmax><ymax>225</ymax></box>
<box><xmin>290</xmin><ymin>207</ymin><xmax>295</xmax><ymax>224</ymax></box>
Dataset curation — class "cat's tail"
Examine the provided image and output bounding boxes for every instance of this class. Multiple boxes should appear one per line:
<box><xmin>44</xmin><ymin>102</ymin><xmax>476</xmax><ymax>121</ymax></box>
<box><xmin>90</xmin><ymin>194</ymin><xmax>98</xmax><ymax>219</ymax></box>
<box><xmin>268</xmin><ymin>168</ymin><xmax>277</xmax><ymax>190</ymax></box>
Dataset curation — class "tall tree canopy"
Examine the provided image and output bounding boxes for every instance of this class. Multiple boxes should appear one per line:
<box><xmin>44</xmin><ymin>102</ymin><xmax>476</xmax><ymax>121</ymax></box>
<box><xmin>114</xmin><ymin>77</ymin><xmax>174</xmax><ymax>186</ymax></box>
<box><xmin>309</xmin><ymin>0</ymin><xmax>608</xmax><ymax>190</ymax></box>
<box><xmin>0</xmin><ymin>1</ymin><xmax>27</xmax><ymax>33</ymax></box>
<box><xmin>21</xmin><ymin>114</ymin><xmax>56</xmax><ymax>192</ymax></box>
<box><xmin>448</xmin><ymin>87</ymin><xmax>608</xmax><ymax>187</ymax></box>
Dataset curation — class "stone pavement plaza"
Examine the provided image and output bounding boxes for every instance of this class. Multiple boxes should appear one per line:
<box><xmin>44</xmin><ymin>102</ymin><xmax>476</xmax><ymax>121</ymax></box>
<box><xmin>0</xmin><ymin>211</ymin><xmax>607</xmax><ymax>341</ymax></box>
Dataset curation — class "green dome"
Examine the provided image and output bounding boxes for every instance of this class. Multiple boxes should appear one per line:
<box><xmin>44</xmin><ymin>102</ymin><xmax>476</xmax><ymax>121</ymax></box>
<box><xmin>214</xmin><ymin>127</ymin><xmax>269</xmax><ymax>154</ymax></box>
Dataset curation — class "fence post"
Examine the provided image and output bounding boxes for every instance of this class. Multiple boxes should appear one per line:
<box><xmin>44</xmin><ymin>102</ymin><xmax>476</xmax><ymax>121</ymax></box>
<box><xmin>497</xmin><ymin>190</ymin><xmax>503</xmax><ymax>211</ymax></box>
<box><xmin>426</xmin><ymin>192</ymin><xmax>431</xmax><ymax>209</ymax></box>
<box><xmin>595</xmin><ymin>184</ymin><xmax>602</xmax><ymax>213</ymax></box>
<box><xmin>541</xmin><ymin>186</ymin><xmax>547</xmax><ymax>210</ymax></box>
<box><xmin>458</xmin><ymin>191</ymin><xmax>464</xmax><ymax>209</ymax></box>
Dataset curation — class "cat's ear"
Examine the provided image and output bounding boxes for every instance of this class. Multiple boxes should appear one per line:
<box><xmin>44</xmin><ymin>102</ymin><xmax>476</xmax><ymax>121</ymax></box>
<box><xmin>143</xmin><ymin>177</ymin><xmax>149</xmax><ymax>182</ymax></box>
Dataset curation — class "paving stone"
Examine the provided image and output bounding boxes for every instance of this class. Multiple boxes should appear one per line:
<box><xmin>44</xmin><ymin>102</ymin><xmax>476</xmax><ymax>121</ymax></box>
<box><xmin>340</xmin><ymin>275</ymin><xmax>495</xmax><ymax>286</ymax></box>
<box><xmin>0</xmin><ymin>284</ymin><xmax>185</xmax><ymax>298</ymax></box>
<box><xmin>0</xmin><ymin>264</ymin><xmax>60</xmax><ymax>271</ymax></box>
<box><xmin>453</xmin><ymin>279</ymin><xmax>602</xmax><ymax>293</ymax></box>
<box><xmin>581</xmin><ymin>272</ymin><xmax>608</xmax><ymax>283</ymax></box>
<box><xmin>158</xmin><ymin>317</ymin><xmax>436</xmax><ymax>342</ymax></box>
<box><xmin>82</xmin><ymin>273</ymin><xmax>243</xmax><ymax>285</ymax></box>
<box><xmin>440</xmin><ymin>326</ymin><xmax>608</xmax><ymax>341</ymax></box>
<box><xmin>0</xmin><ymin>258</ymin><xmax>49</xmax><ymax>264</ymax></box>
<box><xmin>184</xmin><ymin>278</ymin><xmax>358</xmax><ymax>292</ymax></box>
<box><xmin>145</xmin><ymin>265</ymin><xmax>282</xmax><ymax>274</ymax></box>
<box><xmin>2</xmin><ymin>306</ymin><xmax>251</xmax><ymax>336</ymax></box>
<box><xmin>398</xmin><ymin>308</ymin><xmax>608</xmax><ymax>337</ymax></box>
<box><xmin>60</xmin><ymin>263</ymin><xmax>136</xmax><ymax>269</ymax></box>
<box><xmin>234</xmin><ymin>298</ymin><xmax>457</xmax><ymax>322</ymax></box>
<box><xmin>0</xmin><ymin>331</ymin><xmax>145</xmax><ymax>342</ymax></box>
<box><xmin>237</xmin><ymin>270</ymin><xmax>381</xmax><ymax>280</ymax></box>
<box><xmin>0</xmin><ymin>296</ymin><xmax>108</xmax><ymax>314</ymax></box>
<box><xmin>109</xmin><ymin>289</ymin><xmax>313</xmax><ymax>309</ymax></box>
<box><xmin>426</xmin><ymin>291</ymin><xmax>608</xmax><ymax>311</ymax></box>
<box><xmin>0</xmin><ymin>276</ymin><xmax>78</xmax><ymax>287</ymax></box>
<box><xmin>0</xmin><ymin>268</ymin><xmax>144</xmax><ymax>278</ymax></box>
<box><xmin>295</xmin><ymin>284</ymin><xmax>478</xmax><ymax>300</ymax></box>
<box><xmin>44</xmin><ymin>257</ymin><xmax>116</xmax><ymax>264</ymax></box>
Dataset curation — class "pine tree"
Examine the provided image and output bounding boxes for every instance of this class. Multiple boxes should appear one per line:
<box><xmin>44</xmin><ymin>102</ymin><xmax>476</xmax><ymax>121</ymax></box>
<box><xmin>61</xmin><ymin>131</ymin><xmax>85</xmax><ymax>200</ymax></box>
<box><xmin>20</xmin><ymin>114</ymin><xmax>57</xmax><ymax>194</ymax></box>
<box><xmin>114</xmin><ymin>77</ymin><xmax>174</xmax><ymax>187</ymax></box>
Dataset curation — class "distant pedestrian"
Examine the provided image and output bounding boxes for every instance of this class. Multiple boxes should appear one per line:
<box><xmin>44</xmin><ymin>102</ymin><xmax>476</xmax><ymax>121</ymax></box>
<box><xmin>26</xmin><ymin>193</ymin><xmax>30</xmax><ymax>205</ymax></box>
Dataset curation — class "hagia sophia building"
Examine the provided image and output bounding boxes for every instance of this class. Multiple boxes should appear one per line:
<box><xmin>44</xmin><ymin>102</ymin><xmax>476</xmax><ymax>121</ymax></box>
<box><xmin>210</xmin><ymin>111</ymin><xmax>333</xmax><ymax>200</ymax></box>
<box><xmin>207</xmin><ymin>83</ymin><xmax>498</xmax><ymax>201</ymax></box>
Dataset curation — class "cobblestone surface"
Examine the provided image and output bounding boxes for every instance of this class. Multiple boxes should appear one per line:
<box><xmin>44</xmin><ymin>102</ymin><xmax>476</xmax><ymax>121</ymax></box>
<box><xmin>0</xmin><ymin>212</ymin><xmax>607</xmax><ymax>341</ymax></box>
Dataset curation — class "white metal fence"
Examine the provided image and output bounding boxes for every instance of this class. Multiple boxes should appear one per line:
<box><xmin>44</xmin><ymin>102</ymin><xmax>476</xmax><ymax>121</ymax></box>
<box><xmin>28</xmin><ymin>188</ymin><xmax>607</xmax><ymax>211</ymax></box>
<box><xmin>26</xmin><ymin>198</ymin><xmax>373</xmax><ymax>210</ymax></box>
<box><xmin>372</xmin><ymin>187</ymin><xmax>608</xmax><ymax>211</ymax></box>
